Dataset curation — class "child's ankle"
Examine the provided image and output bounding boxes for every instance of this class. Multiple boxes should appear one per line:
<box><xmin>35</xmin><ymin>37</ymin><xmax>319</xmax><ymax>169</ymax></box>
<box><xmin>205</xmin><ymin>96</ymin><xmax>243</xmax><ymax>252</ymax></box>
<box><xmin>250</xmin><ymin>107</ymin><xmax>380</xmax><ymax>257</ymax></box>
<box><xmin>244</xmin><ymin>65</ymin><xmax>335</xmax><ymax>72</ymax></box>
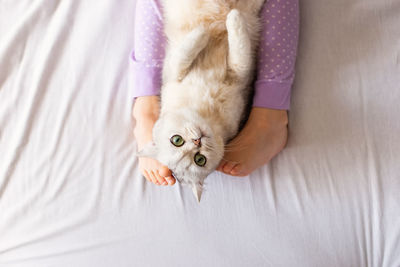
<box><xmin>134</xmin><ymin>119</ymin><xmax>156</xmax><ymax>149</ymax></box>
<box><xmin>132</xmin><ymin>96</ymin><xmax>160</xmax><ymax>122</ymax></box>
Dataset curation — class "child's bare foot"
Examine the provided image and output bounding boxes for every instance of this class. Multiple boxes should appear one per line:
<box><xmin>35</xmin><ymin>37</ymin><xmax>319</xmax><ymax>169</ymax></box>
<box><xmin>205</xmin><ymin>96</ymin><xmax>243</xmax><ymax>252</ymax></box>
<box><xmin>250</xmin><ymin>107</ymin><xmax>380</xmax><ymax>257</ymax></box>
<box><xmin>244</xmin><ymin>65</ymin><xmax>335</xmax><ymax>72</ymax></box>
<box><xmin>132</xmin><ymin>96</ymin><xmax>176</xmax><ymax>186</ymax></box>
<box><xmin>138</xmin><ymin>158</ymin><xmax>176</xmax><ymax>186</ymax></box>
<box><xmin>217</xmin><ymin>108</ymin><xmax>288</xmax><ymax>176</ymax></box>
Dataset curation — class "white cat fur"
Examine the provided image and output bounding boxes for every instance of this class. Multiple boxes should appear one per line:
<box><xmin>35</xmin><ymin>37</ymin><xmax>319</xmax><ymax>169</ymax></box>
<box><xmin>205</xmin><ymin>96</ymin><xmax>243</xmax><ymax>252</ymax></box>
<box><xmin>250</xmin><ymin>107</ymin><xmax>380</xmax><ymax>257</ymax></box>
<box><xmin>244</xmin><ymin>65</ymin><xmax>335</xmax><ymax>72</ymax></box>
<box><xmin>139</xmin><ymin>0</ymin><xmax>265</xmax><ymax>202</ymax></box>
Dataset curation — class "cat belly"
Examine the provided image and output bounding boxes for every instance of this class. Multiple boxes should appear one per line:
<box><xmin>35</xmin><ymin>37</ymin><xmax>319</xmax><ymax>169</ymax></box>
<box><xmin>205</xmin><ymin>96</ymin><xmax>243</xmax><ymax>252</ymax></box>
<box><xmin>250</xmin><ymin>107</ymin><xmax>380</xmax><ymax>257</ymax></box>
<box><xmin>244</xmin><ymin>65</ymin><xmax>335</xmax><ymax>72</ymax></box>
<box><xmin>161</xmin><ymin>0</ymin><xmax>262</xmax><ymax>140</ymax></box>
<box><xmin>162</xmin><ymin>0</ymin><xmax>262</xmax><ymax>41</ymax></box>
<box><xmin>161</xmin><ymin>79</ymin><xmax>246</xmax><ymax>142</ymax></box>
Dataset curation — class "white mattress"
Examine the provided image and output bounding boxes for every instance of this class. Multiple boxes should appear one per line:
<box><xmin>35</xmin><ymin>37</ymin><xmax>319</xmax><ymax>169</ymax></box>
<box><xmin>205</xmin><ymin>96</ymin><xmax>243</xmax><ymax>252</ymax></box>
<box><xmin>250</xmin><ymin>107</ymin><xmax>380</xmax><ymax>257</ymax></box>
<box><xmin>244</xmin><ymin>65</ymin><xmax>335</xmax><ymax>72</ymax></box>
<box><xmin>0</xmin><ymin>0</ymin><xmax>399</xmax><ymax>266</ymax></box>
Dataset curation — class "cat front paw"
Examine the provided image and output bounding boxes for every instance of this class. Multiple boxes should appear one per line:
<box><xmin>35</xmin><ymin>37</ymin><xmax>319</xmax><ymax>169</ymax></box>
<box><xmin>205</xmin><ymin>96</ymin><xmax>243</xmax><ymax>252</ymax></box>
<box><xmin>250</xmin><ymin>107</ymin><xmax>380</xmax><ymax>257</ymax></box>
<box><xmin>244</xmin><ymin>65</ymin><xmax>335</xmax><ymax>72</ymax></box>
<box><xmin>187</xmin><ymin>26</ymin><xmax>209</xmax><ymax>48</ymax></box>
<box><xmin>226</xmin><ymin>9</ymin><xmax>243</xmax><ymax>32</ymax></box>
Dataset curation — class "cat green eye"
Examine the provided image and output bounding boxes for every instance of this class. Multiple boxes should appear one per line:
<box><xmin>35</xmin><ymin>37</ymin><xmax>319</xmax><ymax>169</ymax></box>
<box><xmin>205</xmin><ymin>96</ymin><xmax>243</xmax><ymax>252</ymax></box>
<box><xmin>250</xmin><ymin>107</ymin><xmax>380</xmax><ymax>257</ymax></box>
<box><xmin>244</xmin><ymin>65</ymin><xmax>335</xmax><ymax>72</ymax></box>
<box><xmin>194</xmin><ymin>153</ymin><xmax>207</xmax><ymax>167</ymax></box>
<box><xmin>170</xmin><ymin>135</ymin><xmax>185</xmax><ymax>147</ymax></box>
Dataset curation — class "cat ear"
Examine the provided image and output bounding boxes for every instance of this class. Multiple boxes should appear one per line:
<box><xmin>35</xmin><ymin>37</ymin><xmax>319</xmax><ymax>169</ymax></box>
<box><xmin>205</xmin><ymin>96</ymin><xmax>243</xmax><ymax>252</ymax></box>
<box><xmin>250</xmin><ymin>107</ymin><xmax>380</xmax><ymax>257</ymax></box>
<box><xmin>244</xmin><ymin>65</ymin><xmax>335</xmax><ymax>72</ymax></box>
<box><xmin>136</xmin><ymin>143</ymin><xmax>158</xmax><ymax>159</ymax></box>
<box><xmin>191</xmin><ymin>183</ymin><xmax>203</xmax><ymax>203</ymax></box>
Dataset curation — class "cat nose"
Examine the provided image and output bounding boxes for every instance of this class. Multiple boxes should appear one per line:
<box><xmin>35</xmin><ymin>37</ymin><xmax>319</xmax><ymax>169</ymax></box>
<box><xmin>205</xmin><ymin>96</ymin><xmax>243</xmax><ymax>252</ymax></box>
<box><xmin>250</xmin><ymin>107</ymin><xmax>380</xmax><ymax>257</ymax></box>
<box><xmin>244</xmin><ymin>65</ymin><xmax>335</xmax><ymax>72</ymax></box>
<box><xmin>192</xmin><ymin>138</ymin><xmax>201</xmax><ymax>147</ymax></box>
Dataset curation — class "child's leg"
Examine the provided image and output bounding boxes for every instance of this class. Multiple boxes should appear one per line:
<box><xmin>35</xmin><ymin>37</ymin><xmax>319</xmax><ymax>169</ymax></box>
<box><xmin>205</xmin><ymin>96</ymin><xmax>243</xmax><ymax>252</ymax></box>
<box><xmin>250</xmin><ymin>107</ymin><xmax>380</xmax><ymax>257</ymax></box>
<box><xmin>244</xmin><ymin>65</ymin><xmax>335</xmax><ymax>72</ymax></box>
<box><xmin>132</xmin><ymin>0</ymin><xmax>176</xmax><ymax>186</ymax></box>
<box><xmin>218</xmin><ymin>0</ymin><xmax>299</xmax><ymax>176</ymax></box>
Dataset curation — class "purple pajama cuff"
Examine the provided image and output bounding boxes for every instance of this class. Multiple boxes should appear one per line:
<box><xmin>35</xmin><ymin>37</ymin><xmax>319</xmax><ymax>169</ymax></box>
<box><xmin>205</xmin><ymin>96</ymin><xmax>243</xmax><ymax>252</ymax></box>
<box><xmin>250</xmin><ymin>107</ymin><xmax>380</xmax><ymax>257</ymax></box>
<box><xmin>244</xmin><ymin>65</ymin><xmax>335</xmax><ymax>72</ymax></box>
<box><xmin>131</xmin><ymin>51</ymin><xmax>162</xmax><ymax>98</ymax></box>
<box><xmin>252</xmin><ymin>80</ymin><xmax>293</xmax><ymax>110</ymax></box>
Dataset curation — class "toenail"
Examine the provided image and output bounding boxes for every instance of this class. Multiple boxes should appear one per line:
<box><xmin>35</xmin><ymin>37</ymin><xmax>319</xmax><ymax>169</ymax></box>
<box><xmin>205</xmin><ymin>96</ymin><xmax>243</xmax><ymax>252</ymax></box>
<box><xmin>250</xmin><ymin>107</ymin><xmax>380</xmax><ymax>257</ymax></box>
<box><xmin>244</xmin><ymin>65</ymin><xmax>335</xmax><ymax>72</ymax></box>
<box><xmin>231</xmin><ymin>168</ymin><xmax>239</xmax><ymax>174</ymax></box>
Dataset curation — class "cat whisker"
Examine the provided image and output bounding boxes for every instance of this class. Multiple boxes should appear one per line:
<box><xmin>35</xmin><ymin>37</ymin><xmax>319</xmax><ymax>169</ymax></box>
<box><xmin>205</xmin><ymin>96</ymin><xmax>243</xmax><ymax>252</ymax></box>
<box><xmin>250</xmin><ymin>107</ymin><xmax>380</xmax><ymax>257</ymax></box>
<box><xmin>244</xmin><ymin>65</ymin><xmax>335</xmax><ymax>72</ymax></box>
<box><xmin>224</xmin><ymin>139</ymin><xmax>247</xmax><ymax>148</ymax></box>
<box><xmin>224</xmin><ymin>144</ymin><xmax>244</xmax><ymax>150</ymax></box>
<box><xmin>223</xmin><ymin>144</ymin><xmax>251</xmax><ymax>152</ymax></box>
<box><xmin>220</xmin><ymin>157</ymin><xmax>240</xmax><ymax>164</ymax></box>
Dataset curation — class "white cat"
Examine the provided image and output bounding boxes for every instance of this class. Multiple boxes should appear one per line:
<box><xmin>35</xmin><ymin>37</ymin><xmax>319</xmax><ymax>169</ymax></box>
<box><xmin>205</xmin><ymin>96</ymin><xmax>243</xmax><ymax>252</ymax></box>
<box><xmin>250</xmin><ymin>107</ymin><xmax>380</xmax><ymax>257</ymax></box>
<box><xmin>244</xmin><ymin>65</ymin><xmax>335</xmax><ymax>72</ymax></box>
<box><xmin>138</xmin><ymin>0</ymin><xmax>265</xmax><ymax>202</ymax></box>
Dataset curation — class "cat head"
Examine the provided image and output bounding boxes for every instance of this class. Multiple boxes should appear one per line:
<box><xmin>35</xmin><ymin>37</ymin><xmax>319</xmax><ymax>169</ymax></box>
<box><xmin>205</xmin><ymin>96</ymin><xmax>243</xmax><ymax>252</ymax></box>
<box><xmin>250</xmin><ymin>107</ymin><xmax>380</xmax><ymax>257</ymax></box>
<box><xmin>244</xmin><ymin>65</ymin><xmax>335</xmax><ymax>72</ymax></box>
<box><xmin>137</xmin><ymin>108</ymin><xmax>224</xmax><ymax>202</ymax></box>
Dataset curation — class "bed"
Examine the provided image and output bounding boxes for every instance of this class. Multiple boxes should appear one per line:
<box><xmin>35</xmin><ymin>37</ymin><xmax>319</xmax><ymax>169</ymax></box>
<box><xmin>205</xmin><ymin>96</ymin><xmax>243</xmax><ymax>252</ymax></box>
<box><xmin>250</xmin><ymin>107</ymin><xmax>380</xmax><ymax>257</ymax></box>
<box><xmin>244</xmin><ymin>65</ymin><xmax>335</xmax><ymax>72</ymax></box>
<box><xmin>0</xmin><ymin>0</ymin><xmax>399</xmax><ymax>266</ymax></box>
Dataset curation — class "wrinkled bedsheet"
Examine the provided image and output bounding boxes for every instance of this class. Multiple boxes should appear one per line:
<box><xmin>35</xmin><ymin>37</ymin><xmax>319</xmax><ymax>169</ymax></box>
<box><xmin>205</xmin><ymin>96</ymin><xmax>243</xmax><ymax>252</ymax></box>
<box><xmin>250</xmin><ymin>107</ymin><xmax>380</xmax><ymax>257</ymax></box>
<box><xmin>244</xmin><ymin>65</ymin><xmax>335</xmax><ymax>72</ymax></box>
<box><xmin>0</xmin><ymin>0</ymin><xmax>399</xmax><ymax>266</ymax></box>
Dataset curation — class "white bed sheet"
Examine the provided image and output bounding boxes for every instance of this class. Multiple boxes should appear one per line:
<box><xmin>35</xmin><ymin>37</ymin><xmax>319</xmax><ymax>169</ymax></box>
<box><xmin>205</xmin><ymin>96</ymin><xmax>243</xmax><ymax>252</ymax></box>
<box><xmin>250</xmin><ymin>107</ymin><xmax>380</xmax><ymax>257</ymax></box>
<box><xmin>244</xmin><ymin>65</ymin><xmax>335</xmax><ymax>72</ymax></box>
<box><xmin>0</xmin><ymin>0</ymin><xmax>399</xmax><ymax>266</ymax></box>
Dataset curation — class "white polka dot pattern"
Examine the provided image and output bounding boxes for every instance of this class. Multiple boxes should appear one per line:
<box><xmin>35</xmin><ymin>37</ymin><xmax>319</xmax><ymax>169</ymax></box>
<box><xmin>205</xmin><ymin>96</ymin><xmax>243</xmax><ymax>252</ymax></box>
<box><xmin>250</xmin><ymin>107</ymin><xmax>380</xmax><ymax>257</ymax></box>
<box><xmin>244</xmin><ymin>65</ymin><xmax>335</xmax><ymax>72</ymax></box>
<box><xmin>132</xmin><ymin>0</ymin><xmax>299</xmax><ymax>109</ymax></box>
<box><xmin>257</xmin><ymin>0</ymin><xmax>299</xmax><ymax>83</ymax></box>
<box><xmin>133</xmin><ymin>0</ymin><xmax>165</xmax><ymax>68</ymax></box>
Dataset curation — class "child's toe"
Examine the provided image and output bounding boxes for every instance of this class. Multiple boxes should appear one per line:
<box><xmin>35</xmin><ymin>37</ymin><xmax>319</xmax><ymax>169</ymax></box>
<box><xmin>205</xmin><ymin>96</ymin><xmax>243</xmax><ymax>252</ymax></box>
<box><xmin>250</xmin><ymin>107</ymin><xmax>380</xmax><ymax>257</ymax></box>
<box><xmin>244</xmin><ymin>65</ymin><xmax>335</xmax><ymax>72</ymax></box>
<box><xmin>154</xmin><ymin>171</ymin><xmax>166</xmax><ymax>185</ymax></box>
<box><xmin>217</xmin><ymin>160</ymin><xmax>227</xmax><ymax>171</ymax></box>
<box><xmin>166</xmin><ymin>176</ymin><xmax>176</xmax><ymax>185</ymax></box>
<box><xmin>230</xmin><ymin>164</ymin><xmax>248</xmax><ymax>176</ymax></box>
<box><xmin>159</xmin><ymin>166</ymin><xmax>172</xmax><ymax>177</ymax></box>
<box><xmin>223</xmin><ymin>161</ymin><xmax>237</xmax><ymax>175</ymax></box>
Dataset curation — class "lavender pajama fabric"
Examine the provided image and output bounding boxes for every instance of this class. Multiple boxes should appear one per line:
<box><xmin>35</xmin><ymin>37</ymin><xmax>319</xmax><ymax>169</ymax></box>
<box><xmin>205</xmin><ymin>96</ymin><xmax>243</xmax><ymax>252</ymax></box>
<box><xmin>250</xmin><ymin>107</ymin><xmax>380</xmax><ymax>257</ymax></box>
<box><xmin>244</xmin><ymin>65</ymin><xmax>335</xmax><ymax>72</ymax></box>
<box><xmin>131</xmin><ymin>0</ymin><xmax>299</xmax><ymax>110</ymax></box>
